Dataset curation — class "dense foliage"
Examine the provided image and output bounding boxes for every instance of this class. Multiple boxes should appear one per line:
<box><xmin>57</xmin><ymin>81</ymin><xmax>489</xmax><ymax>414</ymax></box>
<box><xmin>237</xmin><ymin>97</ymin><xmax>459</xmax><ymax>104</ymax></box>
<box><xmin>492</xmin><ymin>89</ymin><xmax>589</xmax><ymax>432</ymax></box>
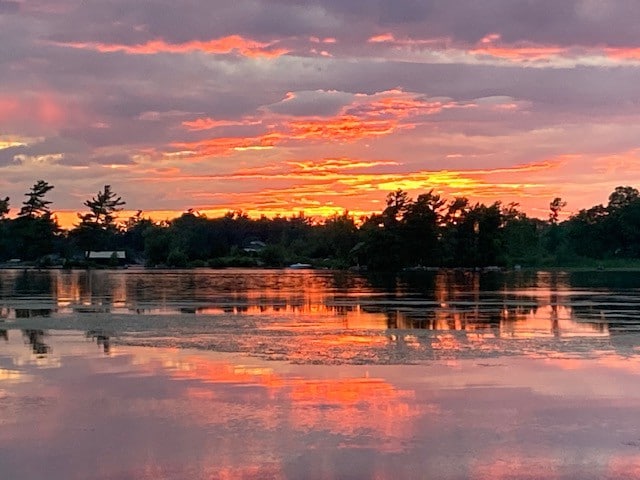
<box><xmin>0</xmin><ymin>182</ymin><xmax>639</xmax><ymax>270</ymax></box>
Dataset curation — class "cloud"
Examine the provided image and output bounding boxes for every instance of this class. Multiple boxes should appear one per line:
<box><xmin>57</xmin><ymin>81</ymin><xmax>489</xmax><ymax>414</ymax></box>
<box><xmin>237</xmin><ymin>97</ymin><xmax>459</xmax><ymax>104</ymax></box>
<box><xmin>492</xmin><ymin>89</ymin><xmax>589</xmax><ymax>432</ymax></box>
<box><xmin>0</xmin><ymin>94</ymin><xmax>77</xmax><ymax>133</ymax></box>
<box><xmin>170</xmin><ymin>89</ymin><xmax>469</xmax><ymax>159</ymax></box>
<box><xmin>0</xmin><ymin>137</ymin><xmax>89</xmax><ymax>166</ymax></box>
<box><xmin>53</xmin><ymin>35</ymin><xmax>290</xmax><ymax>58</ymax></box>
<box><xmin>266</xmin><ymin>90</ymin><xmax>354</xmax><ymax>117</ymax></box>
<box><xmin>0</xmin><ymin>1</ymin><xmax>19</xmax><ymax>14</ymax></box>
<box><xmin>0</xmin><ymin>145</ymin><xmax>26</xmax><ymax>166</ymax></box>
<box><xmin>182</xmin><ymin>117</ymin><xmax>262</xmax><ymax>131</ymax></box>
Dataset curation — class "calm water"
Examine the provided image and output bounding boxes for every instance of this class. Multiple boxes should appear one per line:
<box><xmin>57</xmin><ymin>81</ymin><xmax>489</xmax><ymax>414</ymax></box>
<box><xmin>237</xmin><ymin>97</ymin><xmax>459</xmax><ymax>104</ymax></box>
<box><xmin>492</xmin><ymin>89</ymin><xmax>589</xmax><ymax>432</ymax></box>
<box><xmin>1</xmin><ymin>268</ymin><xmax>640</xmax><ymax>362</ymax></box>
<box><xmin>3</xmin><ymin>269</ymin><xmax>640</xmax><ymax>479</ymax></box>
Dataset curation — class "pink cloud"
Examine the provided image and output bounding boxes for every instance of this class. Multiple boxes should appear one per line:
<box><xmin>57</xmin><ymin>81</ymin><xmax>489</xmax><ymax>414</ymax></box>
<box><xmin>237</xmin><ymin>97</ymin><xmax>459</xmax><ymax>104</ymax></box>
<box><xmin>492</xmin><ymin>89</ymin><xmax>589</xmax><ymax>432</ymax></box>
<box><xmin>0</xmin><ymin>94</ymin><xmax>75</xmax><ymax>128</ymax></box>
<box><xmin>172</xmin><ymin>90</ymin><xmax>470</xmax><ymax>159</ymax></box>
<box><xmin>182</xmin><ymin>117</ymin><xmax>261</xmax><ymax>131</ymax></box>
<box><xmin>53</xmin><ymin>35</ymin><xmax>289</xmax><ymax>58</ymax></box>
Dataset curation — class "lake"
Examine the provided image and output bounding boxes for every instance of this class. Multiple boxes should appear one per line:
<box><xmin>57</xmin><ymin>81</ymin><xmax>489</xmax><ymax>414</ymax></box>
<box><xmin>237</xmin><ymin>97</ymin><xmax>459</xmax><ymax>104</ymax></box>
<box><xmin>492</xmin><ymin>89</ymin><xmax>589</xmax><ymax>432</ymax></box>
<box><xmin>2</xmin><ymin>269</ymin><xmax>640</xmax><ymax>479</ymax></box>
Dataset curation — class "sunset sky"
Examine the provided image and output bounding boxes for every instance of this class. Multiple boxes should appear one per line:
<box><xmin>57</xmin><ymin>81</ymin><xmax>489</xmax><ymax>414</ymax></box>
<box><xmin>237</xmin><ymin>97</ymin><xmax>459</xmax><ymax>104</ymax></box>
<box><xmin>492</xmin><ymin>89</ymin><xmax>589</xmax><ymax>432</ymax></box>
<box><xmin>2</xmin><ymin>0</ymin><xmax>640</xmax><ymax>227</ymax></box>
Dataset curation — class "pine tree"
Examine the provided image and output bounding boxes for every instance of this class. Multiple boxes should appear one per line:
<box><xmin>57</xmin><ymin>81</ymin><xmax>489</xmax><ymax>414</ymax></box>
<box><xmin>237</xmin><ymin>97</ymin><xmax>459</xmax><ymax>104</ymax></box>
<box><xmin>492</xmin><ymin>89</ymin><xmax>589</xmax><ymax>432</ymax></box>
<box><xmin>78</xmin><ymin>185</ymin><xmax>126</xmax><ymax>231</ymax></box>
<box><xmin>73</xmin><ymin>185</ymin><xmax>126</xmax><ymax>251</ymax></box>
<box><xmin>19</xmin><ymin>180</ymin><xmax>54</xmax><ymax>218</ymax></box>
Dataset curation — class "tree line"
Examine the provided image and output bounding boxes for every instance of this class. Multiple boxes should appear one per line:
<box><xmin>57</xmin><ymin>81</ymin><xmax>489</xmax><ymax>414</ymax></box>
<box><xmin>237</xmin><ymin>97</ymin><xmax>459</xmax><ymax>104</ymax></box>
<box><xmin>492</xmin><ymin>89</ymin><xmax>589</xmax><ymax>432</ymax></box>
<box><xmin>0</xmin><ymin>180</ymin><xmax>638</xmax><ymax>270</ymax></box>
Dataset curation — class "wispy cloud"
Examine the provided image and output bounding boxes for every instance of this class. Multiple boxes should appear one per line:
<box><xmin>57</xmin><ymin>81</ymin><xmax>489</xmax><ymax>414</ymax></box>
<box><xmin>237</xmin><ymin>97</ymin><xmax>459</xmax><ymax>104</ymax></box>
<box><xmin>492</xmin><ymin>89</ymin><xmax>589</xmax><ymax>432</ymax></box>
<box><xmin>171</xmin><ymin>89</ymin><xmax>472</xmax><ymax>158</ymax></box>
<box><xmin>52</xmin><ymin>35</ymin><xmax>289</xmax><ymax>58</ymax></box>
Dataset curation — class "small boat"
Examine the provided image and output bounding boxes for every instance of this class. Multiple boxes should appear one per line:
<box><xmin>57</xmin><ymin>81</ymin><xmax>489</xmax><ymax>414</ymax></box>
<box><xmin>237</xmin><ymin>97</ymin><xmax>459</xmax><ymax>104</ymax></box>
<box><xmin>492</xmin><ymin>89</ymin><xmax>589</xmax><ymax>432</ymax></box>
<box><xmin>288</xmin><ymin>263</ymin><xmax>312</xmax><ymax>269</ymax></box>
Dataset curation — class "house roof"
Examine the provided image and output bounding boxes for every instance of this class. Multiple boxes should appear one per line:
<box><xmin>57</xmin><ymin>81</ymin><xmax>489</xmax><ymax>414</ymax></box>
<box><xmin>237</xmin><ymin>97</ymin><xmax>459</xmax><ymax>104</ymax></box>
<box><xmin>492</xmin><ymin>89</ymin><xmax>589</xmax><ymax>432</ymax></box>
<box><xmin>86</xmin><ymin>251</ymin><xmax>126</xmax><ymax>259</ymax></box>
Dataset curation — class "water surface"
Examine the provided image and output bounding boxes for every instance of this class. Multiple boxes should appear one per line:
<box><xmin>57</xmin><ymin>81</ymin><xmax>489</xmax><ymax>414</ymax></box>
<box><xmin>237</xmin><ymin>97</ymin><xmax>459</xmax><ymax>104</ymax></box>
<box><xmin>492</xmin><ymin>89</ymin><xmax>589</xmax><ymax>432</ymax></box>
<box><xmin>3</xmin><ymin>269</ymin><xmax>640</xmax><ymax>479</ymax></box>
<box><xmin>2</xmin><ymin>330</ymin><xmax>640</xmax><ymax>479</ymax></box>
<box><xmin>1</xmin><ymin>269</ymin><xmax>640</xmax><ymax>363</ymax></box>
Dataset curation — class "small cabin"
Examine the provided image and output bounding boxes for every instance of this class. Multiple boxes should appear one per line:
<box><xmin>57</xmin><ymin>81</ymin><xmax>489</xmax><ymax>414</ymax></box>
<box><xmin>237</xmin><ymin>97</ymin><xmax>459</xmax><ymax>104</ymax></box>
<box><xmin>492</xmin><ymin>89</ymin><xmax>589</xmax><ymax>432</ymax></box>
<box><xmin>86</xmin><ymin>251</ymin><xmax>127</xmax><ymax>266</ymax></box>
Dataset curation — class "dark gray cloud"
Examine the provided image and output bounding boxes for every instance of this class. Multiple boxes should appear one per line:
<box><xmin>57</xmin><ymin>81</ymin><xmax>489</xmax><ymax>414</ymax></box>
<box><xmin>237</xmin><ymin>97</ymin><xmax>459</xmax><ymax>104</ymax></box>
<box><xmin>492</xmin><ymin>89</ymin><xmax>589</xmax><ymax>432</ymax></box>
<box><xmin>0</xmin><ymin>1</ymin><xmax>19</xmax><ymax>14</ymax></box>
<box><xmin>266</xmin><ymin>90</ymin><xmax>353</xmax><ymax>117</ymax></box>
<box><xmin>280</xmin><ymin>0</ymin><xmax>640</xmax><ymax>46</ymax></box>
<box><xmin>11</xmin><ymin>0</ymin><xmax>640</xmax><ymax>53</ymax></box>
<box><xmin>0</xmin><ymin>137</ymin><xmax>89</xmax><ymax>165</ymax></box>
<box><xmin>23</xmin><ymin>0</ymin><xmax>637</xmax><ymax>47</ymax></box>
<box><xmin>0</xmin><ymin>145</ymin><xmax>26</xmax><ymax>166</ymax></box>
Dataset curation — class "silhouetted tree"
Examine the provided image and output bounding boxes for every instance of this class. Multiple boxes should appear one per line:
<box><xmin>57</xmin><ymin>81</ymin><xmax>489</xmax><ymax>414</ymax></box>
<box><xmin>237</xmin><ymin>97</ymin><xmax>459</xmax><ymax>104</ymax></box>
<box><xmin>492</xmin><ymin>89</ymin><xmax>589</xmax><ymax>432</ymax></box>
<box><xmin>383</xmin><ymin>189</ymin><xmax>411</xmax><ymax>226</ymax></box>
<box><xmin>606</xmin><ymin>187</ymin><xmax>640</xmax><ymax>257</ymax></box>
<box><xmin>549</xmin><ymin>197</ymin><xmax>567</xmax><ymax>225</ymax></box>
<box><xmin>72</xmin><ymin>185</ymin><xmax>126</xmax><ymax>251</ymax></box>
<box><xmin>19</xmin><ymin>180</ymin><xmax>54</xmax><ymax>218</ymax></box>
<box><xmin>566</xmin><ymin>205</ymin><xmax>609</xmax><ymax>258</ymax></box>
<box><xmin>122</xmin><ymin>210</ymin><xmax>154</xmax><ymax>255</ymax></box>
<box><xmin>0</xmin><ymin>197</ymin><xmax>9</xmax><ymax>261</ymax></box>
<box><xmin>608</xmin><ymin>186</ymin><xmax>639</xmax><ymax>211</ymax></box>
<box><xmin>5</xmin><ymin>179</ymin><xmax>640</xmax><ymax>269</ymax></box>
<box><xmin>501</xmin><ymin>204</ymin><xmax>544</xmax><ymax>265</ymax></box>
<box><xmin>0</xmin><ymin>196</ymin><xmax>9</xmax><ymax>219</ymax></box>
<box><xmin>9</xmin><ymin>181</ymin><xmax>58</xmax><ymax>260</ymax></box>
<box><xmin>78</xmin><ymin>185</ymin><xmax>125</xmax><ymax>229</ymax></box>
<box><xmin>402</xmin><ymin>191</ymin><xmax>445</xmax><ymax>266</ymax></box>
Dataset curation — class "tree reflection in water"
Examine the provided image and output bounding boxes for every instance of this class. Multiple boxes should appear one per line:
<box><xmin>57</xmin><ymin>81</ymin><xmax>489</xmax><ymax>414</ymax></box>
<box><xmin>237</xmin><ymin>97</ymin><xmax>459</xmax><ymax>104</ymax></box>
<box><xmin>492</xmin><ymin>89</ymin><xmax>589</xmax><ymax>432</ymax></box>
<box><xmin>15</xmin><ymin>309</ymin><xmax>52</xmax><ymax>318</ymax></box>
<box><xmin>22</xmin><ymin>329</ymin><xmax>51</xmax><ymax>355</ymax></box>
<box><xmin>86</xmin><ymin>330</ymin><xmax>111</xmax><ymax>354</ymax></box>
<box><xmin>1</xmin><ymin>269</ymin><xmax>639</xmax><ymax>361</ymax></box>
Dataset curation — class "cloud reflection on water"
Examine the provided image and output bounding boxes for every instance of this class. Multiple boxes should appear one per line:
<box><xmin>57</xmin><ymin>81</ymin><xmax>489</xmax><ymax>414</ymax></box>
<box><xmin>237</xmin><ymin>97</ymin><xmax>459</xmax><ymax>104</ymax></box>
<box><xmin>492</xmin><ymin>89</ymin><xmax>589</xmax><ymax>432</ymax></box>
<box><xmin>2</xmin><ymin>331</ymin><xmax>640</xmax><ymax>479</ymax></box>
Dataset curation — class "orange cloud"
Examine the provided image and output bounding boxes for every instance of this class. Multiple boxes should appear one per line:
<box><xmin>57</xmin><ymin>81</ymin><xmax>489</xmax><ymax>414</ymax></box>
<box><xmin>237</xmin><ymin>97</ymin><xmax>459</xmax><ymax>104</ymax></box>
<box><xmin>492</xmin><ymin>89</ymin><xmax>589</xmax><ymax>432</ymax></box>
<box><xmin>221</xmin><ymin>158</ymin><xmax>400</xmax><ymax>179</ymax></box>
<box><xmin>470</xmin><ymin>44</ymin><xmax>566</xmax><ymax>62</ymax></box>
<box><xmin>287</xmin><ymin>158</ymin><xmax>400</xmax><ymax>172</ymax></box>
<box><xmin>104</xmin><ymin>159</ymin><xmax>560</xmax><ymax>224</ymax></box>
<box><xmin>467</xmin><ymin>34</ymin><xmax>640</xmax><ymax>66</ymax></box>
<box><xmin>365</xmin><ymin>94</ymin><xmax>460</xmax><ymax>117</ymax></box>
<box><xmin>181</xmin><ymin>117</ymin><xmax>261</xmax><ymax>131</ymax></box>
<box><xmin>604</xmin><ymin>47</ymin><xmax>640</xmax><ymax>60</ymax></box>
<box><xmin>54</xmin><ymin>35</ymin><xmax>289</xmax><ymax>58</ymax></box>
<box><xmin>172</xmin><ymin>116</ymin><xmax>393</xmax><ymax>159</ymax></box>
<box><xmin>367</xmin><ymin>33</ymin><xmax>447</xmax><ymax>48</ymax></box>
<box><xmin>171</xmin><ymin>132</ymin><xmax>284</xmax><ymax>157</ymax></box>
<box><xmin>287</xmin><ymin>115</ymin><xmax>399</xmax><ymax>141</ymax></box>
<box><xmin>469</xmin><ymin>33</ymin><xmax>566</xmax><ymax>62</ymax></box>
<box><xmin>276</xmin><ymin>90</ymin><xmax>447</xmax><ymax>142</ymax></box>
<box><xmin>171</xmin><ymin>90</ymin><xmax>466</xmax><ymax>159</ymax></box>
<box><xmin>369</xmin><ymin>33</ymin><xmax>396</xmax><ymax>43</ymax></box>
<box><xmin>282</xmin><ymin>91</ymin><xmax>443</xmax><ymax>139</ymax></box>
<box><xmin>364</xmin><ymin>32</ymin><xmax>640</xmax><ymax>67</ymax></box>
<box><xmin>131</xmin><ymin>158</ymin><xmax>558</xmax><ymax>190</ymax></box>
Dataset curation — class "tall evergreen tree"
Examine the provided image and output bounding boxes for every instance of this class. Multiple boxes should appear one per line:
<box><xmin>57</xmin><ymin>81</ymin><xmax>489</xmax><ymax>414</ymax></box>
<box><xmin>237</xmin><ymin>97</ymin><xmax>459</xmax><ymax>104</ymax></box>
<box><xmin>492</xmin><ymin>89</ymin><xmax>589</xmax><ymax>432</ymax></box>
<box><xmin>72</xmin><ymin>185</ymin><xmax>126</xmax><ymax>251</ymax></box>
<box><xmin>19</xmin><ymin>180</ymin><xmax>54</xmax><ymax>218</ymax></box>
<box><xmin>11</xmin><ymin>181</ymin><xmax>58</xmax><ymax>261</ymax></box>
<box><xmin>78</xmin><ymin>185</ymin><xmax>126</xmax><ymax>230</ymax></box>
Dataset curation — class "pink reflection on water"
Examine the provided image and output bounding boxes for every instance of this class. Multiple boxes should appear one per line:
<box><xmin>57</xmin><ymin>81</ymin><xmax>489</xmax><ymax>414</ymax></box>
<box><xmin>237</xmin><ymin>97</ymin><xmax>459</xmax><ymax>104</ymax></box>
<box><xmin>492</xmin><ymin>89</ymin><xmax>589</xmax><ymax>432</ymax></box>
<box><xmin>3</xmin><ymin>332</ymin><xmax>640</xmax><ymax>478</ymax></box>
<box><xmin>160</xmin><ymin>352</ymin><xmax>425</xmax><ymax>448</ymax></box>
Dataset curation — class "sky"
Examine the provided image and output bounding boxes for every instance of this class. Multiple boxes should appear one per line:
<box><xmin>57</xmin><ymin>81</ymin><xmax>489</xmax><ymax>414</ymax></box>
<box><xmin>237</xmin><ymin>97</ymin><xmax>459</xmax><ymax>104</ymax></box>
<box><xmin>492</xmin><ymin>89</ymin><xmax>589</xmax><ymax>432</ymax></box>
<box><xmin>2</xmin><ymin>0</ymin><xmax>640</xmax><ymax>227</ymax></box>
